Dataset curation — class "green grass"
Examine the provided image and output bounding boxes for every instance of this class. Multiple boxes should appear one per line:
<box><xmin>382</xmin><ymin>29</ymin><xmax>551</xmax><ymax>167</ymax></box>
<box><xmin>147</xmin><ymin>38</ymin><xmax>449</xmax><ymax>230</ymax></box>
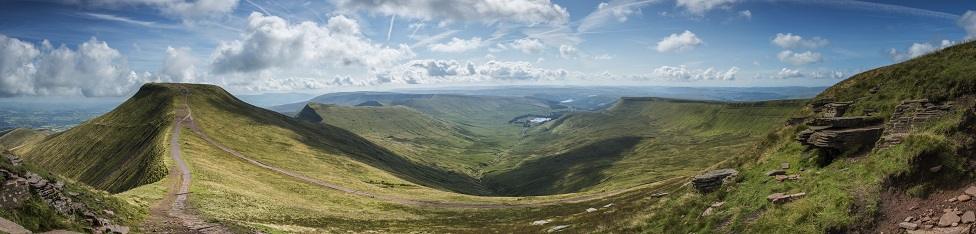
<box><xmin>484</xmin><ymin>98</ymin><xmax>806</xmax><ymax>195</ymax></box>
<box><xmin>636</xmin><ymin>41</ymin><xmax>976</xmax><ymax>232</ymax></box>
<box><xmin>0</xmin><ymin>128</ymin><xmax>50</xmax><ymax>149</ymax></box>
<box><xmin>15</xmin><ymin>84</ymin><xmax>175</xmax><ymax>193</ymax></box>
<box><xmin>0</xmin><ymin>155</ymin><xmax>145</xmax><ymax>232</ymax></box>
<box><xmin>298</xmin><ymin>103</ymin><xmax>486</xmax><ymax>175</ymax></box>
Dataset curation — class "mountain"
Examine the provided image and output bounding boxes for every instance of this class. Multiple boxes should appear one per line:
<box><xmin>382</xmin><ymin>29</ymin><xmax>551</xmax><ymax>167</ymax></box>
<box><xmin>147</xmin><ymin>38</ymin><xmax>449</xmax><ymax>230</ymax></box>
<box><xmin>483</xmin><ymin>97</ymin><xmax>805</xmax><ymax>195</ymax></box>
<box><xmin>297</xmin><ymin>103</ymin><xmax>482</xmax><ymax>174</ymax></box>
<box><xmin>13</xmin><ymin>84</ymin><xmax>178</xmax><ymax>193</ymax></box>
<box><xmin>0</xmin><ymin>128</ymin><xmax>50</xmax><ymax>150</ymax></box>
<box><xmin>642</xmin><ymin>41</ymin><xmax>976</xmax><ymax>233</ymax></box>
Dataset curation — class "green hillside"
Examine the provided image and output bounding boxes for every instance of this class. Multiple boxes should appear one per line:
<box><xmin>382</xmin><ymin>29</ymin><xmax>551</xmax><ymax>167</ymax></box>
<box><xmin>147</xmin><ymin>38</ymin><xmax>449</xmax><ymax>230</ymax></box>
<box><xmin>14</xmin><ymin>85</ymin><xmax>177</xmax><ymax>193</ymax></box>
<box><xmin>0</xmin><ymin>128</ymin><xmax>50</xmax><ymax>150</ymax></box>
<box><xmin>297</xmin><ymin>103</ymin><xmax>488</xmax><ymax>174</ymax></box>
<box><xmin>640</xmin><ymin>41</ymin><xmax>976</xmax><ymax>232</ymax></box>
<box><xmin>485</xmin><ymin>98</ymin><xmax>805</xmax><ymax>195</ymax></box>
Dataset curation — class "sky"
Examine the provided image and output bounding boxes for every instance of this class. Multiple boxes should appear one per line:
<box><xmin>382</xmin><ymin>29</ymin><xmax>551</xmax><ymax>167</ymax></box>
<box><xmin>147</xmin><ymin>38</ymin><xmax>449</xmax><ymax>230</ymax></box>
<box><xmin>0</xmin><ymin>0</ymin><xmax>974</xmax><ymax>97</ymax></box>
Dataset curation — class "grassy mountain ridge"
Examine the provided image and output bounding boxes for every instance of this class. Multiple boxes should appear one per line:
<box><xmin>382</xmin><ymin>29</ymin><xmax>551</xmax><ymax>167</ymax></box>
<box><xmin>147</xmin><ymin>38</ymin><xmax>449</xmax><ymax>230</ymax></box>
<box><xmin>484</xmin><ymin>97</ymin><xmax>806</xmax><ymax>195</ymax></box>
<box><xmin>640</xmin><ymin>41</ymin><xmax>976</xmax><ymax>232</ymax></box>
<box><xmin>0</xmin><ymin>128</ymin><xmax>50</xmax><ymax>149</ymax></box>
<box><xmin>14</xmin><ymin>84</ymin><xmax>177</xmax><ymax>193</ymax></box>
<box><xmin>297</xmin><ymin>103</ymin><xmax>486</xmax><ymax>175</ymax></box>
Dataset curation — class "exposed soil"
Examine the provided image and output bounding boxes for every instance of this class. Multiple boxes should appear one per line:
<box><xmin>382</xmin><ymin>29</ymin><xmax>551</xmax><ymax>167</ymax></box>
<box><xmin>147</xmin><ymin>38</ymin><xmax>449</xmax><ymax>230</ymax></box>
<box><xmin>876</xmin><ymin>185</ymin><xmax>976</xmax><ymax>233</ymax></box>
<box><xmin>139</xmin><ymin>93</ymin><xmax>230</xmax><ymax>233</ymax></box>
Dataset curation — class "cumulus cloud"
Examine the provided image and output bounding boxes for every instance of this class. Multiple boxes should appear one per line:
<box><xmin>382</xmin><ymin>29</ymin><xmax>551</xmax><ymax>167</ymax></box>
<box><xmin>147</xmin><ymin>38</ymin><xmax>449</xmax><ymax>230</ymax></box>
<box><xmin>332</xmin><ymin>0</ymin><xmax>569</xmax><ymax>25</ymax></box>
<box><xmin>211</xmin><ymin>12</ymin><xmax>414</xmax><ymax>74</ymax></box>
<box><xmin>577</xmin><ymin>0</ymin><xmax>655</xmax><ymax>32</ymax></box>
<box><xmin>960</xmin><ymin>11</ymin><xmax>976</xmax><ymax>39</ymax></box>
<box><xmin>559</xmin><ymin>44</ymin><xmax>579</xmax><ymax>59</ymax></box>
<box><xmin>771</xmin><ymin>33</ymin><xmax>828</xmax><ymax>49</ymax></box>
<box><xmin>0</xmin><ymin>34</ymin><xmax>151</xmax><ymax>97</ymax></box>
<box><xmin>777</xmin><ymin>50</ymin><xmax>822</xmax><ymax>65</ymax></box>
<box><xmin>676</xmin><ymin>0</ymin><xmax>737</xmax><ymax>16</ymax></box>
<box><xmin>757</xmin><ymin>68</ymin><xmax>847</xmax><ymax>80</ymax></box>
<box><xmin>86</xmin><ymin>0</ymin><xmax>239</xmax><ymax>19</ymax></box>
<box><xmin>650</xmin><ymin>65</ymin><xmax>738</xmax><ymax>81</ymax></box>
<box><xmin>369</xmin><ymin>59</ymin><xmax>577</xmax><ymax>85</ymax></box>
<box><xmin>774</xmin><ymin>68</ymin><xmax>802</xmax><ymax>79</ymax></box>
<box><xmin>428</xmin><ymin>37</ymin><xmax>483</xmax><ymax>53</ymax></box>
<box><xmin>159</xmin><ymin>46</ymin><xmax>199</xmax><ymax>83</ymax></box>
<box><xmin>508</xmin><ymin>38</ymin><xmax>546</xmax><ymax>54</ymax></box>
<box><xmin>888</xmin><ymin>40</ymin><xmax>954</xmax><ymax>61</ymax></box>
<box><xmin>655</xmin><ymin>30</ymin><xmax>703</xmax><ymax>53</ymax></box>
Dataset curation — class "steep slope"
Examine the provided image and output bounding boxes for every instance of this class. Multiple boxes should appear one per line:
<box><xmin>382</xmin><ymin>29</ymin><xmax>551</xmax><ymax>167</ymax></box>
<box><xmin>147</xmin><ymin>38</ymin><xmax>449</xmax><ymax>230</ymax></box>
<box><xmin>485</xmin><ymin>98</ymin><xmax>805</xmax><ymax>195</ymax></box>
<box><xmin>641</xmin><ymin>41</ymin><xmax>976</xmax><ymax>232</ymax></box>
<box><xmin>14</xmin><ymin>85</ymin><xmax>177</xmax><ymax>193</ymax></box>
<box><xmin>171</xmin><ymin>84</ymin><xmax>492</xmax><ymax>195</ymax></box>
<box><xmin>0</xmin><ymin>128</ymin><xmax>50</xmax><ymax>150</ymax></box>
<box><xmin>297</xmin><ymin>103</ymin><xmax>486</xmax><ymax>174</ymax></box>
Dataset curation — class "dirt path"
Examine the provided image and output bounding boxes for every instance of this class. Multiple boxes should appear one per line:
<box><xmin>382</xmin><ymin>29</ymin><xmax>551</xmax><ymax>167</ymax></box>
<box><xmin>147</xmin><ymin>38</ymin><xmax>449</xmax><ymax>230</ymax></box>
<box><xmin>178</xmin><ymin>90</ymin><xmax>674</xmax><ymax>209</ymax></box>
<box><xmin>139</xmin><ymin>92</ymin><xmax>231</xmax><ymax>233</ymax></box>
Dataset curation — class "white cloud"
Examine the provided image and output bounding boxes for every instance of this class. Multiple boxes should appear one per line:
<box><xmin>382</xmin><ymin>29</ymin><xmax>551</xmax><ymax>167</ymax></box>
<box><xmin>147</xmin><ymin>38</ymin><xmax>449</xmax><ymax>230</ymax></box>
<box><xmin>369</xmin><ymin>59</ymin><xmax>578</xmax><ymax>85</ymax></box>
<box><xmin>650</xmin><ymin>65</ymin><xmax>738</xmax><ymax>81</ymax></box>
<box><xmin>777</xmin><ymin>50</ymin><xmax>822</xmax><ymax>65</ymax></box>
<box><xmin>88</xmin><ymin>0</ymin><xmax>240</xmax><ymax>19</ymax></box>
<box><xmin>888</xmin><ymin>41</ymin><xmax>954</xmax><ymax>61</ymax></box>
<box><xmin>771</xmin><ymin>33</ymin><xmax>828</xmax><ymax>49</ymax></box>
<box><xmin>738</xmin><ymin>10</ymin><xmax>751</xmax><ymax>19</ymax></box>
<box><xmin>211</xmin><ymin>12</ymin><xmax>414</xmax><ymax>74</ymax></box>
<box><xmin>593</xmin><ymin>54</ymin><xmax>613</xmax><ymax>60</ymax></box>
<box><xmin>159</xmin><ymin>46</ymin><xmax>200</xmax><ymax>83</ymax></box>
<box><xmin>758</xmin><ymin>68</ymin><xmax>847</xmax><ymax>80</ymax></box>
<box><xmin>577</xmin><ymin>0</ymin><xmax>655</xmax><ymax>32</ymax></box>
<box><xmin>428</xmin><ymin>37</ymin><xmax>483</xmax><ymax>53</ymax></box>
<box><xmin>0</xmin><ymin>34</ymin><xmax>151</xmax><ymax>97</ymax></box>
<box><xmin>774</xmin><ymin>68</ymin><xmax>803</xmax><ymax>79</ymax></box>
<box><xmin>676</xmin><ymin>0</ymin><xmax>737</xmax><ymax>16</ymax></box>
<box><xmin>810</xmin><ymin>70</ymin><xmax>846</xmax><ymax>79</ymax></box>
<box><xmin>655</xmin><ymin>30</ymin><xmax>702</xmax><ymax>53</ymax></box>
<box><xmin>509</xmin><ymin>38</ymin><xmax>546</xmax><ymax>54</ymax></box>
<box><xmin>961</xmin><ymin>11</ymin><xmax>976</xmax><ymax>39</ymax></box>
<box><xmin>332</xmin><ymin>0</ymin><xmax>569</xmax><ymax>25</ymax></box>
<box><xmin>559</xmin><ymin>44</ymin><xmax>579</xmax><ymax>59</ymax></box>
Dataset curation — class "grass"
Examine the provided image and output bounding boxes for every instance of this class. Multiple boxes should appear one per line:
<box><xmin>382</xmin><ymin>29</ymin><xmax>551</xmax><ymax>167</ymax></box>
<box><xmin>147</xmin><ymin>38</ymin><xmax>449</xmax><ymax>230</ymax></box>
<box><xmin>0</xmin><ymin>128</ymin><xmax>50</xmax><ymax>149</ymax></box>
<box><xmin>0</xmin><ymin>153</ymin><xmax>146</xmax><ymax>232</ymax></box>
<box><xmin>15</xmin><ymin>84</ymin><xmax>175</xmax><ymax>193</ymax></box>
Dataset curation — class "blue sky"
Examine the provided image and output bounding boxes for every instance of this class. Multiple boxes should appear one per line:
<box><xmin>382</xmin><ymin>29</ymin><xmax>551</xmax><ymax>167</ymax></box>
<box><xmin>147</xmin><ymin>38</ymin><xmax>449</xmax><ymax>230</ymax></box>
<box><xmin>0</xmin><ymin>0</ymin><xmax>974</xmax><ymax>96</ymax></box>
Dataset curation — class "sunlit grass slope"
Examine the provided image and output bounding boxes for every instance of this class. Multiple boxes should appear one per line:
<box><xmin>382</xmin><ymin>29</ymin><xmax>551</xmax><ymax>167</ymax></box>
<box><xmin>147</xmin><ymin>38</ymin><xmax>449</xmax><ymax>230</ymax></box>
<box><xmin>297</xmin><ymin>103</ymin><xmax>489</xmax><ymax>175</ymax></box>
<box><xmin>178</xmin><ymin>83</ymin><xmax>493</xmax><ymax>195</ymax></box>
<box><xmin>15</xmin><ymin>85</ymin><xmax>176</xmax><ymax>193</ymax></box>
<box><xmin>640</xmin><ymin>41</ymin><xmax>976</xmax><ymax>232</ymax></box>
<box><xmin>484</xmin><ymin>98</ymin><xmax>805</xmax><ymax>196</ymax></box>
<box><xmin>0</xmin><ymin>128</ymin><xmax>50</xmax><ymax>149</ymax></box>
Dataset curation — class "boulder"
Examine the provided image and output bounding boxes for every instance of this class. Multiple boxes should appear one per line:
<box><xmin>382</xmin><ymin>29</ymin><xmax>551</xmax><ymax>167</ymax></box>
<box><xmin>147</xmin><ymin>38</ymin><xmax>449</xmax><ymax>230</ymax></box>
<box><xmin>899</xmin><ymin>222</ymin><xmax>919</xmax><ymax>230</ymax></box>
<box><xmin>547</xmin><ymin>225</ymin><xmax>571</xmax><ymax>233</ymax></box>
<box><xmin>966</xmin><ymin>186</ymin><xmax>976</xmax><ymax>196</ymax></box>
<box><xmin>959</xmin><ymin>194</ymin><xmax>971</xmax><ymax>202</ymax></box>
<box><xmin>692</xmin><ymin>169</ymin><xmax>738</xmax><ymax>193</ymax></box>
<box><xmin>531</xmin><ymin>219</ymin><xmax>552</xmax><ymax>226</ymax></box>
<box><xmin>766</xmin><ymin>170</ymin><xmax>786</xmax><ymax>176</ymax></box>
<box><xmin>963</xmin><ymin>211</ymin><xmax>975</xmax><ymax>224</ymax></box>
<box><xmin>585</xmin><ymin>208</ymin><xmax>597</xmax><ymax>213</ymax></box>
<box><xmin>939</xmin><ymin>212</ymin><xmax>962</xmax><ymax>227</ymax></box>
<box><xmin>0</xmin><ymin>217</ymin><xmax>30</xmax><ymax>234</ymax></box>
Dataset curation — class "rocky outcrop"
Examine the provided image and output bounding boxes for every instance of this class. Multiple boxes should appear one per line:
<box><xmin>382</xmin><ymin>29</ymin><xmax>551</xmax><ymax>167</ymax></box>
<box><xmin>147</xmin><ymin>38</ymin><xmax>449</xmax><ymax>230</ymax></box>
<box><xmin>796</xmin><ymin>116</ymin><xmax>884</xmax><ymax>150</ymax></box>
<box><xmin>821</xmin><ymin>101</ymin><xmax>853</xmax><ymax>118</ymax></box>
<box><xmin>877</xmin><ymin>99</ymin><xmax>953</xmax><ymax>149</ymax></box>
<box><xmin>1</xmin><ymin>154</ymin><xmax>128</xmax><ymax>234</ymax></box>
<box><xmin>692</xmin><ymin>169</ymin><xmax>738</xmax><ymax>193</ymax></box>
